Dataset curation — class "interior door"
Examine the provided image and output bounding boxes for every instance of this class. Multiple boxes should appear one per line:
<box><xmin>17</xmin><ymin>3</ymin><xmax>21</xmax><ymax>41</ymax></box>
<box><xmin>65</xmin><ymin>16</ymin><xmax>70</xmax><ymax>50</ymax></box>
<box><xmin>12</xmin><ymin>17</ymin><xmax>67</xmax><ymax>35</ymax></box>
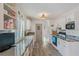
<box><xmin>36</xmin><ymin>24</ymin><xmax>42</xmax><ymax>43</ymax></box>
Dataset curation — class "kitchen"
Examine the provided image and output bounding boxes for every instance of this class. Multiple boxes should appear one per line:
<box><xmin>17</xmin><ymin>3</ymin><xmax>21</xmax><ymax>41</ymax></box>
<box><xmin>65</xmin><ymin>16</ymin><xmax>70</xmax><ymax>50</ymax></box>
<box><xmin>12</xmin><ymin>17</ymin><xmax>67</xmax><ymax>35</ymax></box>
<box><xmin>0</xmin><ymin>3</ymin><xmax>79</xmax><ymax>56</ymax></box>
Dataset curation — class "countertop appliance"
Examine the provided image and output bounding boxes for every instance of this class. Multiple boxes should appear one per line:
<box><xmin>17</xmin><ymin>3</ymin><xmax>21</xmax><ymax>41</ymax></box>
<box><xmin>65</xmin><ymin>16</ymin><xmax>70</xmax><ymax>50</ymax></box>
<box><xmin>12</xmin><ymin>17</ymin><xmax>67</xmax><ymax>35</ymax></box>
<box><xmin>57</xmin><ymin>30</ymin><xmax>66</xmax><ymax>40</ymax></box>
<box><xmin>66</xmin><ymin>21</ymin><xmax>75</xmax><ymax>29</ymax></box>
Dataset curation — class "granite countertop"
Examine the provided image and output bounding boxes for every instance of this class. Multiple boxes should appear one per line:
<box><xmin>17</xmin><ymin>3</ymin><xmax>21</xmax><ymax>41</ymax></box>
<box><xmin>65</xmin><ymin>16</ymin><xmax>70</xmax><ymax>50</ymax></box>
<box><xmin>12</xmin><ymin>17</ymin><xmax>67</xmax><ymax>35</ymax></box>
<box><xmin>66</xmin><ymin>35</ymin><xmax>79</xmax><ymax>42</ymax></box>
<box><xmin>57</xmin><ymin>34</ymin><xmax>79</xmax><ymax>42</ymax></box>
<box><xmin>65</xmin><ymin>39</ymin><xmax>79</xmax><ymax>42</ymax></box>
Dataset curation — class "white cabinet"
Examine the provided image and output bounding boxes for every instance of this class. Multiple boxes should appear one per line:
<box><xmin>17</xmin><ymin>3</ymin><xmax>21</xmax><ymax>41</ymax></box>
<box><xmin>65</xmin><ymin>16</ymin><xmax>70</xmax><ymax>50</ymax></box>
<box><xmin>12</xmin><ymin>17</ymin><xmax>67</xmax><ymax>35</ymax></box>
<box><xmin>74</xmin><ymin>8</ymin><xmax>79</xmax><ymax>21</ymax></box>
<box><xmin>57</xmin><ymin>39</ymin><xmax>71</xmax><ymax>56</ymax></box>
<box><xmin>65</xmin><ymin>11</ymin><xmax>75</xmax><ymax>23</ymax></box>
<box><xmin>23</xmin><ymin>40</ymin><xmax>26</xmax><ymax>52</ymax></box>
<box><xmin>57</xmin><ymin>38</ymin><xmax>67</xmax><ymax>55</ymax></box>
<box><xmin>57</xmin><ymin>38</ymin><xmax>65</xmax><ymax>55</ymax></box>
<box><xmin>15</xmin><ymin>43</ymin><xmax>21</xmax><ymax>56</ymax></box>
<box><xmin>0</xmin><ymin>3</ymin><xmax>16</xmax><ymax>30</ymax></box>
<box><xmin>64</xmin><ymin>41</ymin><xmax>79</xmax><ymax>56</ymax></box>
<box><xmin>57</xmin><ymin>38</ymin><xmax>79</xmax><ymax>56</ymax></box>
<box><xmin>26</xmin><ymin>19</ymin><xmax>31</xmax><ymax>30</ymax></box>
<box><xmin>19</xmin><ymin>41</ymin><xmax>23</xmax><ymax>55</ymax></box>
<box><xmin>15</xmin><ymin>37</ymin><xmax>29</xmax><ymax>56</ymax></box>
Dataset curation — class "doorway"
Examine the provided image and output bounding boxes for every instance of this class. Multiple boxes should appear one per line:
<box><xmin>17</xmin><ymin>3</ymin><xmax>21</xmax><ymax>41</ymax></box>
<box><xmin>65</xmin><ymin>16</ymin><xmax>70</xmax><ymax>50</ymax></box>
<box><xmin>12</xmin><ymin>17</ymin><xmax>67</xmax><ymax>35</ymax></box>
<box><xmin>35</xmin><ymin>24</ymin><xmax>43</xmax><ymax>46</ymax></box>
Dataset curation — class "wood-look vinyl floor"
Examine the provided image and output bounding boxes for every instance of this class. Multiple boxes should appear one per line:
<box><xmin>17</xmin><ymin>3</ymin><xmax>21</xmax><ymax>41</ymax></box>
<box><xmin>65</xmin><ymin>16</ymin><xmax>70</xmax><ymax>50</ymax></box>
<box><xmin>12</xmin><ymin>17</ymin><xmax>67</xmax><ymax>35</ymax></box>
<box><xmin>31</xmin><ymin>39</ymin><xmax>61</xmax><ymax>56</ymax></box>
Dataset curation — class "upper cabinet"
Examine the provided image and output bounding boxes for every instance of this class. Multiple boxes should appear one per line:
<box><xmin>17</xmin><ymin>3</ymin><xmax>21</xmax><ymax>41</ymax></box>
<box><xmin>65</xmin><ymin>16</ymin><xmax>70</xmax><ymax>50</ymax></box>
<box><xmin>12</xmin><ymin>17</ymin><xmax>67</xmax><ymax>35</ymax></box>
<box><xmin>74</xmin><ymin>7</ymin><xmax>79</xmax><ymax>21</ymax></box>
<box><xmin>65</xmin><ymin>7</ymin><xmax>79</xmax><ymax>23</ymax></box>
<box><xmin>3</xmin><ymin>3</ymin><xmax>16</xmax><ymax>29</ymax></box>
<box><xmin>55</xmin><ymin>17</ymin><xmax>66</xmax><ymax>30</ymax></box>
<box><xmin>0</xmin><ymin>3</ymin><xmax>16</xmax><ymax>30</ymax></box>
<box><xmin>26</xmin><ymin>19</ymin><xmax>31</xmax><ymax>30</ymax></box>
<box><xmin>65</xmin><ymin>12</ymin><xmax>75</xmax><ymax>23</ymax></box>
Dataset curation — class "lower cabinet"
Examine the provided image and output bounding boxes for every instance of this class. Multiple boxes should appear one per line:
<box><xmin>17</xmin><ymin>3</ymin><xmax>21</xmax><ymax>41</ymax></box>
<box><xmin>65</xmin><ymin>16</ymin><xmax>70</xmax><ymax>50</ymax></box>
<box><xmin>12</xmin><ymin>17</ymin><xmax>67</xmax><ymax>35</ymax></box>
<box><xmin>57</xmin><ymin>38</ymin><xmax>63</xmax><ymax>55</ymax></box>
<box><xmin>20</xmin><ymin>41</ymin><xmax>23</xmax><ymax>55</ymax></box>
<box><xmin>57</xmin><ymin>38</ymin><xmax>79</xmax><ymax>56</ymax></box>
<box><xmin>15</xmin><ymin>37</ymin><xmax>29</xmax><ymax>56</ymax></box>
<box><xmin>15</xmin><ymin>41</ymin><xmax>24</xmax><ymax>56</ymax></box>
<box><xmin>0</xmin><ymin>36</ymin><xmax>34</xmax><ymax>56</ymax></box>
<box><xmin>22</xmin><ymin>41</ymin><xmax>25</xmax><ymax>53</ymax></box>
<box><xmin>15</xmin><ymin>43</ymin><xmax>21</xmax><ymax>56</ymax></box>
<box><xmin>57</xmin><ymin>38</ymin><xmax>69</xmax><ymax>56</ymax></box>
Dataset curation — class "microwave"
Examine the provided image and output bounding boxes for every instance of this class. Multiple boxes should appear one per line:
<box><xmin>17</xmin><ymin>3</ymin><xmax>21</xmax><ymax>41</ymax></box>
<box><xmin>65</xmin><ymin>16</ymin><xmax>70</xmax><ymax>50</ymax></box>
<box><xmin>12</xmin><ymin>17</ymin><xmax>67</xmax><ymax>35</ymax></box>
<box><xmin>66</xmin><ymin>21</ymin><xmax>75</xmax><ymax>29</ymax></box>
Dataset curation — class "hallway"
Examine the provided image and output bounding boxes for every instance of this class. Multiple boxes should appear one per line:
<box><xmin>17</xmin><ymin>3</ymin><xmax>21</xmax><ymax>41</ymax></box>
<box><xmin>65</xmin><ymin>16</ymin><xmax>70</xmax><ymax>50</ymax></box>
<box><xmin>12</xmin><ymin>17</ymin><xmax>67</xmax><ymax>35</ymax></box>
<box><xmin>31</xmin><ymin>38</ymin><xmax>61</xmax><ymax>56</ymax></box>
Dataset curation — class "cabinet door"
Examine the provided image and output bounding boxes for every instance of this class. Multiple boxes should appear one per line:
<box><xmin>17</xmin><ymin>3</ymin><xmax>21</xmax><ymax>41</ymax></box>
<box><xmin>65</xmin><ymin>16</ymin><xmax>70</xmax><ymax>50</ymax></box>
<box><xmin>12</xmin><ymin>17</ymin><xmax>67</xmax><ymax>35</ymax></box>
<box><xmin>60</xmin><ymin>39</ymin><xmax>66</xmax><ymax>55</ymax></box>
<box><xmin>64</xmin><ymin>43</ymin><xmax>79</xmax><ymax>56</ymax></box>
<box><xmin>15</xmin><ymin>43</ymin><xmax>21</xmax><ymax>56</ymax></box>
<box><xmin>57</xmin><ymin>38</ymin><xmax>62</xmax><ymax>53</ymax></box>
<box><xmin>57</xmin><ymin>38</ymin><xmax>66</xmax><ymax>55</ymax></box>
<box><xmin>59</xmin><ymin>39</ymin><xmax>64</xmax><ymax>55</ymax></box>
<box><xmin>26</xmin><ymin>19</ymin><xmax>31</xmax><ymax>30</ymax></box>
<box><xmin>63</xmin><ymin>44</ymin><xmax>70</xmax><ymax>56</ymax></box>
<box><xmin>74</xmin><ymin>9</ymin><xmax>79</xmax><ymax>21</ymax></box>
<box><xmin>66</xmin><ymin>13</ymin><xmax>75</xmax><ymax>23</ymax></box>
<box><xmin>19</xmin><ymin>41</ymin><xmax>24</xmax><ymax>55</ymax></box>
<box><xmin>57</xmin><ymin>38</ymin><xmax>60</xmax><ymax>49</ymax></box>
<box><xmin>60</xmin><ymin>39</ymin><xmax>69</xmax><ymax>56</ymax></box>
<box><xmin>23</xmin><ymin>40</ymin><xmax>25</xmax><ymax>52</ymax></box>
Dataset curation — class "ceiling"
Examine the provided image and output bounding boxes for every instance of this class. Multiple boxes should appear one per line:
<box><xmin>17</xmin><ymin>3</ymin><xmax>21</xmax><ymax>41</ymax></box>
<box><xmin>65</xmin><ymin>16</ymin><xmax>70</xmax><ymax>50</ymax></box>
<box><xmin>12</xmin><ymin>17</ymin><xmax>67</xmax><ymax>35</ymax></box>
<box><xmin>17</xmin><ymin>3</ymin><xmax>79</xmax><ymax>20</ymax></box>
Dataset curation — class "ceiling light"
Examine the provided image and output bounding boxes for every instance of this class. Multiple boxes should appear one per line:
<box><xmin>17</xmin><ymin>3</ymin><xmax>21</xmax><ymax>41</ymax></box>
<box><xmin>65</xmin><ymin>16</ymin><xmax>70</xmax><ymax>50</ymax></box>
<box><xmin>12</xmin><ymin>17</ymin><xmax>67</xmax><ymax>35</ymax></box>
<box><xmin>38</xmin><ymin>12</ymin><xmax>48</xmax><ymax>19</ymax></box>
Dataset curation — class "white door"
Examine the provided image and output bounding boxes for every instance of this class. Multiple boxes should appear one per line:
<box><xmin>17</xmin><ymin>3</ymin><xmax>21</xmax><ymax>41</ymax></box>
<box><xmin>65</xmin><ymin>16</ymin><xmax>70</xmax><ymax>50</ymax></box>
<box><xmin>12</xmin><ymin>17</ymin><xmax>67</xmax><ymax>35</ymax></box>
<box><xmin>36</xmin><ymin>24</ymin><xmax>42</xmax><ymax>44</ymax></box>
